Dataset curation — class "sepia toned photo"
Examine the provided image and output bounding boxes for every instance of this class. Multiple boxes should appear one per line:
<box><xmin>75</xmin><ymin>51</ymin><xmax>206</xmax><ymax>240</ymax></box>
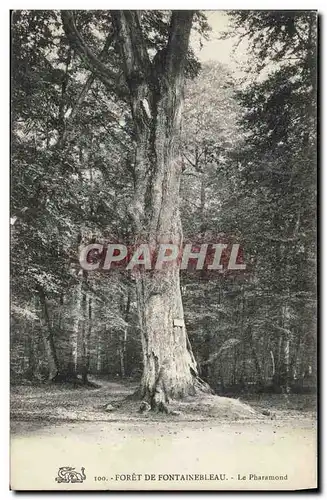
<box><xmin>10</xmin><ymin>9</ymin><xmax>317</xmax><ymax>491</ymax></box>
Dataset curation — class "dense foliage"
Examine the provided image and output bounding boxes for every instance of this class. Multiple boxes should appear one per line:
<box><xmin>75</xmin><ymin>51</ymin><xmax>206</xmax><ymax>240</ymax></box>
<box><xmin>11</xmin><ymin>10</ymin><xmax>317</xmax><ymax>393</ymax></box>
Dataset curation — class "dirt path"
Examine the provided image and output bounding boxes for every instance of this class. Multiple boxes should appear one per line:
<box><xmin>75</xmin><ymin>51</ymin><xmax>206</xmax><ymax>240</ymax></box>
<box><xmin>11</xmin><ymin>418</ymin><xmax>316</xmax><ymax>491</ymax></box>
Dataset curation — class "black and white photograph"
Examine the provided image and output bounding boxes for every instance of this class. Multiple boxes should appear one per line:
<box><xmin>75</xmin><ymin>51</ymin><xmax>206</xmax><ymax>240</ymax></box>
<box><xmin>10</xmin><ymin>8</ymin><xmax>317</xmax><ymax>491</ymax></box>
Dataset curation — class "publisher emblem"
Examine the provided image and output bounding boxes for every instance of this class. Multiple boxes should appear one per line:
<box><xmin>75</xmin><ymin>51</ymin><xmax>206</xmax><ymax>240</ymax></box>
<box><xmin>55</xmin><ymin>467</ymin><xmax>86</xmax><ymax>483</ymax></box>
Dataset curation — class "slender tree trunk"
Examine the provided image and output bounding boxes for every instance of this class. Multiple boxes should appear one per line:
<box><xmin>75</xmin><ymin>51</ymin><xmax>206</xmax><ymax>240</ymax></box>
<box><xmin>270</xmin><ymin>350</ymin><xmax>275</xmax><ymax>379</ymax></box>
<box><xmin>238</xmin><ymin>286</ymin><xmax>246</xmax><ymax>388</ymax></box>
<box><xmin>280</xmin><ymin>305</ymin><xmax>291</xmax><ymax>394</ymax></box>
<box><xmin>96</xmin><ymin>333</ymin><xmax>103</xmax><ymax>374</ymax></box>
<box><xmin>68</xmin><ymin>280</ymin><xmax>82</xmax><ymax>378</ymax></box>
<box><xmin>291</xmin><ymin>313</ymin><xmax>305</xmax><ymax>385</ymax></box>
<box><xmin>119</xmin><ymin>292</ymin><xmax>131</xmax><ymax>379</ymax></box>
<box><xmin>38</xmin><ymin>291</ymin><xmax>60</xmax><ymax>380</ymax></box>
<box><xmin>119</xmin><ymin>337</ymin><xmax>126</xmax><ymax>379</ymax></box>
<box><xmin>26</xmin><ymin>324</ymin><xmax>41</xmax><ymax>381</ymax></box>
<box><xmin>248</xmin><ymin>327</ymin><xmax>264</xmax><ymax>387</ymax></box>
<box><xmin>199</xmin><ymin>168</ymin><xmax>207</xmax><ymax>237</ymax></box>
<box><xmin>81</xmin><ymin>294</ymin><xmax>92</xmax><ymax>384</ymax></box>
<box><xmin>24</xmin><ymin>329</ymin><xmax>35</xmax><ymax>380</ymax></box>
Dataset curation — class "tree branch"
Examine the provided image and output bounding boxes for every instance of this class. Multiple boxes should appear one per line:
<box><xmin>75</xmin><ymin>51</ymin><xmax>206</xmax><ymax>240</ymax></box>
<box><xmin>59</xmin><ymin>31</ymin><xmax>118</xmax><ymax>147</ymax></box>
<box><xmin>110</xmin><ymin>11</ymin><xmax>152</xmax><ymax>92</ymax></box>
<box><xmin>165</xmin><ymin>11</ymin><xmax>195</xmax><ymax>81</ymax></box>
<box><xmin>61</xmin><ymin>10</ymin><xmax>127</xmax><ymax>100</ymax></box>
<box><xmin>182</xmin><ymin>151</ymin><xmax>197</xmax><ymax>169</ymax></box>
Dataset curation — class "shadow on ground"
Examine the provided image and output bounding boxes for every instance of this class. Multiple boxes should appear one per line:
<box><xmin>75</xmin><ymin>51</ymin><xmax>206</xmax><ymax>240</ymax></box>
<box><xmin>11</xmin><ymin>378</ymin><xmax>316</xmax><ymax>430</ymax></box>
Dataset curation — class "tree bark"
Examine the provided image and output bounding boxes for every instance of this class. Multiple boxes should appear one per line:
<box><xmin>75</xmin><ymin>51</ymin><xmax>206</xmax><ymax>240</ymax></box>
<box><xmin>136</xmin><ymin>268</ymin><xmax>207</xmax><ymax>407</ymax></box>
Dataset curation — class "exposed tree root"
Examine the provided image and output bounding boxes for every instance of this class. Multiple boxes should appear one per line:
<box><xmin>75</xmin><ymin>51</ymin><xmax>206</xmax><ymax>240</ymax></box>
<box><xmin>117</xmin><ymin>372</ymin><xmax>219</xmax><ymax>415</ymax></box>
<box><xmin>103</xmin><ymin>391</ymin><xmax>260</xmax><ymax>421</ymax></box>
<box><xmin>192</xmin><ymin>372</ymin><xmax>215</xmax><ymax>396</ymax></box>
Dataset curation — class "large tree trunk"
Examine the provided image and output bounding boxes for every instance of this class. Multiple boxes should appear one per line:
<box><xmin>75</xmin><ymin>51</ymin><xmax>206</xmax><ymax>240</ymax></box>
<box><xmin>111</xmin><ymin>11</ymin><xmax>211</xmax><ymax>409</ymax></box>
<box><xmin>131</xmin><ymin>75</ymin><xmax>213</xmax><ymax>407</ymax></box>
<box><xmin>136</xmin><ymin>268</ymin><xmax>203</xmax><ymax>407</ymax></box>
<box><xmin>133</xmin><ymin>121</ymin><xmax>209</xmax><ymax>407</ymax></box>
<box><xmin>61</xmin><ymin>10</ymin><xmax>213</xmax><ymax>409</ymax></box>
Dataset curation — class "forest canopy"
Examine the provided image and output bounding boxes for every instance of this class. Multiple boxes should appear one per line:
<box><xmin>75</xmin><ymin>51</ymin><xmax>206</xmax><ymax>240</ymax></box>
<box><xmin>11</xmin><ymin>10</ymin><xmax>317</xmax><ymax>405</ymax></box>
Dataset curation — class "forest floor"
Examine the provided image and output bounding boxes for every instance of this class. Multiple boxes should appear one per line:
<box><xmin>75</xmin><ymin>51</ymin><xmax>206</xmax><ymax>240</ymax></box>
<box><xmin>10</xmin><ymin>379</ymin><xmax>317</xmax><ymax>490</ymax></box>
<box><xmin>11</xmin><ymin>377</ymin><xmax>317</xmax><ymax>424</ymax></box>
